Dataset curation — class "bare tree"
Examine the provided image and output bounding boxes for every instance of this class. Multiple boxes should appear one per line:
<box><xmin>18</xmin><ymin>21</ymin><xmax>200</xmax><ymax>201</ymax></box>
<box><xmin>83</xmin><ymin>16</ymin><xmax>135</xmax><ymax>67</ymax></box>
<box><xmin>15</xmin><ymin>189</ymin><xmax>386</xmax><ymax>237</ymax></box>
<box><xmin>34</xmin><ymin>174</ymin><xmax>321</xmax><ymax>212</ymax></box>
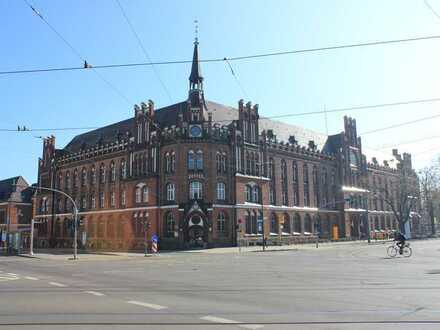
<box><xmin>419</xmin><ymin>164</ymin><xmax>440</xmax><ymax>236</ymax></box>
<box><xmin>375</xmin><ymin>170</ymin><xmax>419</xmax><ymax>235</ymax></box>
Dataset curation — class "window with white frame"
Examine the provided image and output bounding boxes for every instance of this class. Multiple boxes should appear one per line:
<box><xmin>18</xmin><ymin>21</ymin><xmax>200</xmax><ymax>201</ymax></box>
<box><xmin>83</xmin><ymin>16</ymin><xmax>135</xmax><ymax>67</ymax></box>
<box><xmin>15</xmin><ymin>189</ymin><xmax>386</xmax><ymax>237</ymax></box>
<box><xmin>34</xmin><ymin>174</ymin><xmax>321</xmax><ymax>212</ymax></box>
<box><xmin>135</xmin><ymin>187</ymin><xmax>141</xmax><ymax>203</ymax></box>
<box><xmin>91</xmin><ymin>166</ymin><xmax>96</xmax><ymax>184</ymax></box>
<box><xmin>81</xmin><ymin>196</ymin><xmax>87</xmax><ymax>209</ymax></box>
<box><xmin>91</xmin><ymin>195</ymin><xmax>96</xmax><ymax>209</ymax></box>
<box><xmin>110</xmin><ymin>162</ymin><xmax>116</xmax><ymax>182</ymax></box>
<box><xmin>142</xmin><ymin>186</ymin><xmax>149</xmax><ymax>202</ymax></box>
<box><xmin>81</xmin><ymin>168</ymin><xmax>87</xmax><ymax>187</ymax></box>
<box><xmin>217</xmin><ymin>212</ymin><xmax>226</xmax><ymax>233</ymax></box>
<box><xmin>165</xmin><ymin>212</ymin><xmax>175</xmax><ymax>237</ymax></box>
<box><xmin>216</xmin><ymin>182</ymin><xmax>226</xmax><ymax>200</ymax></box>
<box><xmin>120</xmin><ymin>159</ymin><xmax>127</xmax><ymax>179</ymax></box>
<box><xmin>100</xmin><ymin>164</ymin><xmax>106</xmax><ymax>184</ymax></box>
<box><xmin>189</xmin><ymin>181</ymin><xmax>203</xmax><ymax>199</ymax></box>
<box><xmin>99</xmin><ymin>192</ymin><xmax>105</xmax><ymax>208</ymax></box>
<box><xmin>110</xmin><ymin>191</ymin><xmax>115</xmax><ymax>207</ymax></box>
<box><xmin>196</xmin><ymin>150</ymin><xmax>203</xmax><ymax>170</ymax></box>
<box><xmin>166</xmin><ymin>183</ymin><xmax>175</xmax><ymax>201</ymax></box>
<box><xmin>188</xmin><ymin>150</ymin><xmax>195</xmax><ymax>170</ymax></box>
<box><xmin>121</xmin><ymin>190</ymin><xmax>126</xmax><ymax>206</ymax></box>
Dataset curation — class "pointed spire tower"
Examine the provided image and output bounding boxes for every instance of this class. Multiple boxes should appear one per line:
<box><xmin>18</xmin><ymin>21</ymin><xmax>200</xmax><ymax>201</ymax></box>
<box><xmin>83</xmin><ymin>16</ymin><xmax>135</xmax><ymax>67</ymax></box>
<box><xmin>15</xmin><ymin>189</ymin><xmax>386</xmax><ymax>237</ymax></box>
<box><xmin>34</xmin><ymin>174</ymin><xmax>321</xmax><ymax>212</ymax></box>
<box><xmin>189</xmin><ymin>20</ymin><xmax>203</xmax><ymax>92</ymax></box>
<box><xmin>187</xmin><ymin>20</ymin><xmax>206</xmax><ymax>123</ymax></box>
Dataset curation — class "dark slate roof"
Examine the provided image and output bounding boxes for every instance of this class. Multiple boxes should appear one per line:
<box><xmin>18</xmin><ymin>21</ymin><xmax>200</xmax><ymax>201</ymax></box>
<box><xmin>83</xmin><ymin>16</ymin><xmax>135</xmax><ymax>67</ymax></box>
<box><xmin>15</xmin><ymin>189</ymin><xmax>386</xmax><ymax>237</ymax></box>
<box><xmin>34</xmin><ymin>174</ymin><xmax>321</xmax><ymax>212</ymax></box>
<box><xmin>63</xmin><ymin>99</ymin><xmax>329</xmax><ymax>153</ymax></box>
<box><xmin>189</xmin><ymin>41</ymin><xmax>203</xmax><ymax>84</ymax></box>
<box><xmin>0</xmin><ymin>176</ymin><xmax>29</xmax><ymax>202</ymax></box>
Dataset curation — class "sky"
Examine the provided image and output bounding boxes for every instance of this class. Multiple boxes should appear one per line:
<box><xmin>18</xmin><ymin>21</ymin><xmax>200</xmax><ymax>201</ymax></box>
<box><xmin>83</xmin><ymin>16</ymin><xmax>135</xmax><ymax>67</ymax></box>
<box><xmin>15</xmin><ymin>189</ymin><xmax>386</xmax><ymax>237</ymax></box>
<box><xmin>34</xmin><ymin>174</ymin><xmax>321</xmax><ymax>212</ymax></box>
<box><xmin>2</xmin><ymin>0</ymin><xmax>440</xmax><ymax>183</ymax></box>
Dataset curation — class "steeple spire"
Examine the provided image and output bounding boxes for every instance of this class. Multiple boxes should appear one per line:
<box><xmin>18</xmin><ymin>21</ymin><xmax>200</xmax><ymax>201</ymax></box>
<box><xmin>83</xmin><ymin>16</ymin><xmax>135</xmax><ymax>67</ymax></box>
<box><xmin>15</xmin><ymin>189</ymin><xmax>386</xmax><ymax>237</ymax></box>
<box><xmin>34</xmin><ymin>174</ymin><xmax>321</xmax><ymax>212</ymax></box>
<box><xmin>189</xmin><ymin>20</ymin><xmax>203</xmax><ymax>91</ymax></box>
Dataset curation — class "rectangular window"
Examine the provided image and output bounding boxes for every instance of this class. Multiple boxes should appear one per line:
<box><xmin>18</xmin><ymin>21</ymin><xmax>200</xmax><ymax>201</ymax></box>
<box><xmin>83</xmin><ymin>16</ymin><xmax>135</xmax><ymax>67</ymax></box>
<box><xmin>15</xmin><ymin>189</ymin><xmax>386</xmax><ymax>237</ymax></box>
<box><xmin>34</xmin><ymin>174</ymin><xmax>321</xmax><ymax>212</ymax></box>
<box><xmin>121</xmin><ymin>190</ymin><xmax>126</xmax><ymax>206</ymax></box>
<box><xmin>99</xmin><ymin>192</ymin><xmax>105</xmax><ymax>208</ymax></box>
<box><xmin>217</xmin><ymin>183</ymin><xmax>226</xmax><ymax>200</ymax></box>
<box><xmin>110</xmin><ymin>192</ymin><xmax>115</xmax><ymax>207</ymax></box>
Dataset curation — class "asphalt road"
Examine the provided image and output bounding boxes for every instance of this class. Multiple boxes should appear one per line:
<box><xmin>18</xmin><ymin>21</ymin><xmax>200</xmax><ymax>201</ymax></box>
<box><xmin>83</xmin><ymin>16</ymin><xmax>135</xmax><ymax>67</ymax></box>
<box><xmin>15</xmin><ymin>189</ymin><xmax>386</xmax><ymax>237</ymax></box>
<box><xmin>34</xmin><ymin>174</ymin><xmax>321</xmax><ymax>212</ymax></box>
<box><xmin>1</xmin><ymin>239</ymin><xmax>440</xmax><ymax>329</ymax></box>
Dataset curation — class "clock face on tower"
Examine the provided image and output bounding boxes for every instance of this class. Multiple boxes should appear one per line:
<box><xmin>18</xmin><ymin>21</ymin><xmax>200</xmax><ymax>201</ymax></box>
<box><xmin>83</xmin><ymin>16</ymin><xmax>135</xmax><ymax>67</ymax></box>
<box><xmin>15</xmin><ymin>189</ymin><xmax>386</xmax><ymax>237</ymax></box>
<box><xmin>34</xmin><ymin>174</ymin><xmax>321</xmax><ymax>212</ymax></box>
<box><xmin>189</xmin><ymin>125</ymin><xmax>202</xmax><ymax>138</ymax></box>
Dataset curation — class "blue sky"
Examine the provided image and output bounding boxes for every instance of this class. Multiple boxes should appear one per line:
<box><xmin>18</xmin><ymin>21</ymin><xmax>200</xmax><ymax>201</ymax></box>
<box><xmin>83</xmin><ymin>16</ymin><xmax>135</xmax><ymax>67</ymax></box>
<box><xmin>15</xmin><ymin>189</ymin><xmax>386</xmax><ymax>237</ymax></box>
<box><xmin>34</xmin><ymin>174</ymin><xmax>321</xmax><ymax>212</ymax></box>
<box><xmin>2</xmin><ymin>0</ymin><xmax>440</xmax><ymax>183</ymax></box>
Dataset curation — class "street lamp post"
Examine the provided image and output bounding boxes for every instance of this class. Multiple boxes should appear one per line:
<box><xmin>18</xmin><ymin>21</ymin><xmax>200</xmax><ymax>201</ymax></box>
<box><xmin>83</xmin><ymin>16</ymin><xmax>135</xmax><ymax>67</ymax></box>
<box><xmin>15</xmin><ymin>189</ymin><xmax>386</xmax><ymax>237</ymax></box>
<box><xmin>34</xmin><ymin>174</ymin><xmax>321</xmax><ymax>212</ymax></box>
<box><xmin>15</xmin><ymin>184</ymin><xmax>78</xmax><ymax>260</ymax></box>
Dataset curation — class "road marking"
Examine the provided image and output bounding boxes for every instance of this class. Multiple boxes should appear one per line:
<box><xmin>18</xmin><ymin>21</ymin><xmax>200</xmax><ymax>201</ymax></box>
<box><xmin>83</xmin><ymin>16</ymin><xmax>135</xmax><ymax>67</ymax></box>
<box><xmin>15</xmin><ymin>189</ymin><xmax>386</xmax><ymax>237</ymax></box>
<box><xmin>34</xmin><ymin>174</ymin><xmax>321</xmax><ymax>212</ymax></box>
<box><xmin>48</xmin><ymin>281</ymin><xmax>66</xmax><ymax>287</ymax></box>
<box><xmin>200</xmin><ymin>316</ymin><xmax>264</xmax><ymax>329</ymax></box>
<box><xmin>7</xmin><ymin>273</ymin><xmax>17</xmax><ymax>276</ymax></box>
<box><xmin>126</xmin><ymin>300</ymin><xmax>167</xmax><ymax>310</ymax></box>
<box><xmin>84</xmin><ymin>291</ymin><xmax>105</xmax><ymax>296</ymax></box>
<box><xmin>24</xmin><ymin>276</ymin><xmax>39</xmax><ymax>281</ymax></box>
<box><xmin>0</xmin><ymin>274</ymin><xmax>19</xmax><ymax>282</ymax></box>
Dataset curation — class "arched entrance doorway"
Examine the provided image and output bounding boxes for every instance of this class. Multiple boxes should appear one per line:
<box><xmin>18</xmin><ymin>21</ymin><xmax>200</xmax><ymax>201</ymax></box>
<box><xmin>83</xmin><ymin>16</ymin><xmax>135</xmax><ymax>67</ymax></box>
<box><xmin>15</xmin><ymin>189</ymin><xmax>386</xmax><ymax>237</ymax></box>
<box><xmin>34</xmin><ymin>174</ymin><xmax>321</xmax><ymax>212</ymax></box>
<box><xmin>186</xmin><ymin>213</ymin><xmax>206</xmax><ymax>248</ymax></box>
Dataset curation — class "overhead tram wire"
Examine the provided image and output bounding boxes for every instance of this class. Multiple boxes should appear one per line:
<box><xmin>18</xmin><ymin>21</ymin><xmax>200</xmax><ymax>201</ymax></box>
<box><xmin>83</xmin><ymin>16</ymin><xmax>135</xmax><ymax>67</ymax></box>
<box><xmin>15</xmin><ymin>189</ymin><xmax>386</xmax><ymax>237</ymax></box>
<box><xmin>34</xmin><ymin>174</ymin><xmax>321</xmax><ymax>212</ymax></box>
<box><xmin>4</xmin><ymin>96</ymin><xmax>440</xmax><ymax>133</ymax></box>
<box><xmin>224</xmin><ymin>58</ymin><xmax>249</xmax><ymax>99</ymax></box>
<box><xmin>3</xmin><ymin>34</ymin><xmax>440</xmax><ymax>76</ymax></box>
<box><xmin>115</xmin><ymin>0</ymin><xmax>173</xmax><ymax>103</ymax></box>
<box><xmin>22</xmin><ymin>0</ymin><xmax>132</xmax><ymax>105</ymax></box>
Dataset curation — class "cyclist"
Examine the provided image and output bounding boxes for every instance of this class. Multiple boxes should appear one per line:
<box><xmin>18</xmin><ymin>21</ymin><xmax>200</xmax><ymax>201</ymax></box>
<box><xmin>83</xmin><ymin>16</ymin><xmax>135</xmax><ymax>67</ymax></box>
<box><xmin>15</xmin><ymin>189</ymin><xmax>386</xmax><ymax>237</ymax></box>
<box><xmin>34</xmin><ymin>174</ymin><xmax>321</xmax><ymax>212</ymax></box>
<box><xmin>394</xmin><ymin>231</ymin><xmax>406</xmax><ymax>255</ymax></box>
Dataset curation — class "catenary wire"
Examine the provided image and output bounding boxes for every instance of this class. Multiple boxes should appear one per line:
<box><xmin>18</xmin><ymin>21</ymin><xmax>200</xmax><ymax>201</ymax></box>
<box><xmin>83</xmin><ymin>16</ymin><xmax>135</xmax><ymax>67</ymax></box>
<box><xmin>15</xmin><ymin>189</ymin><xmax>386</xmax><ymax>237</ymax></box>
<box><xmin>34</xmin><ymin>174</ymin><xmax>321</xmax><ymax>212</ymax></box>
<box><xmin>2</xmin><ymin>34</ymin><xmax>440</xmax><ymax>76</ymax></box>
<box><xmin>22</xmin><ymin>0</ymin><xmax>132</xmax><ymax>105</ymax></box>
<box><xmin>115</xmin><ymin>0</ymin><xmax>173</xmax><ymax>103</ymax></box>
<box><xmin>4</xmin><ymin>95</ymin><xmax>440</xmax><ymax>132</ymax></box>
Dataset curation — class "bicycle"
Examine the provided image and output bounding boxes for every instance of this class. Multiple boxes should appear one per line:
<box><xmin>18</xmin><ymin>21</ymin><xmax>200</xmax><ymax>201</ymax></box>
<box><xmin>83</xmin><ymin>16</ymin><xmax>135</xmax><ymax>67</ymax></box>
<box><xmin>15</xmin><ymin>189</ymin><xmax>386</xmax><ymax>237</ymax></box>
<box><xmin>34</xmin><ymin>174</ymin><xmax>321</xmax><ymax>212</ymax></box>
<box><xmin>387</xmin><ymin>242</ymin><xmax>412</xmax><ymax>258</ymax></box>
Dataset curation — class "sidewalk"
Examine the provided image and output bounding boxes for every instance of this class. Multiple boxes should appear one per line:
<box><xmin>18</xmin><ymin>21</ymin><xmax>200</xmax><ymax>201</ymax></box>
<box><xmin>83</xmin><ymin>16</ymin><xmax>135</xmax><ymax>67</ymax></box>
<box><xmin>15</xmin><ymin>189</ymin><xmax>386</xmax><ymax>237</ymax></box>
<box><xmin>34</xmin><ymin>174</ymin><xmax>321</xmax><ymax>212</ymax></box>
<box><xmin>16</xmin><ymin>239</ymin><xmax>395</xmax><ymax>260</ymax></box>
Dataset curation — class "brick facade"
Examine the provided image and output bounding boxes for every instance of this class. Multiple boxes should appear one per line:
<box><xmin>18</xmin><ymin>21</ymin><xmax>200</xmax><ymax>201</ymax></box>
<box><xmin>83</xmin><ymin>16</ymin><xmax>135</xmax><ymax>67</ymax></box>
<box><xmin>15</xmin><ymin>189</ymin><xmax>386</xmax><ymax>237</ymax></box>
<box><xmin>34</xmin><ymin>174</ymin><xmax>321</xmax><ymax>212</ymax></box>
<box><xmin>33</xmin><ymin>40</ymin><xmax>421</xmax><ymax>251</ymax></box>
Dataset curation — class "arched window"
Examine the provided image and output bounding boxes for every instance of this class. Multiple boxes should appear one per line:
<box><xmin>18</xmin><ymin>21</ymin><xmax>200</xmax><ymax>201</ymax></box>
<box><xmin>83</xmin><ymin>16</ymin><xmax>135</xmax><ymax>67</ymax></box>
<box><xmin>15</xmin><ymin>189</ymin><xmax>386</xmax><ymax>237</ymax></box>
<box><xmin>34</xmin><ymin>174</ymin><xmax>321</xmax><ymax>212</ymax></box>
<box><xmin>73</xmin><ymin>169</ymin><xmax>78</xmax><ymax>188</ymax></box>
<box><xmin>252</xmin><ymin>186</ymin><xmax>260</xmax><ymax>203</ymax></box>
<box><xmin>100</xmin><ymin>164</ymin><xmax>106</xmax><ymax>184</ymax></box>
<box><xmin>222</xmin><ymin>152</ymin><xmax>227</xmax><ymax>173</ymax></box>
<box><xmin>165</xmin><ymin>152</ymin><xmax>171</xmax><ymax>173</ymax></box>
<box><xmin>81</xmin><ymin>168</ymin><xmax>87</xmax><ymax>187</ymax></box>
<box><xmin>170</xmin><ymin>152</ymin><xmax>176</xmax><ymax>172</ymax></box>
<box><xmin>313</xmin><ymin>165</ymin><xmax>319</xmax><ymax>207</ymax></box>
<box><xmin>196</xmin><ymin>150</ymin><xmax>203</xmax><ymax>170</ymax></box>
<box><xmin>165</xmin><ymin>212</ymin><xmax>175</xmax><ymax>237</ymax></box>
<box><xmin>245</xmin><ymin>185</ymin><xmax>252</xmax><ymax>202</ymax></box>
<box><xmin>166</xmin><ymin>183</ymin><xmax>175</xmax><ymax>201</ymax></box>
<box><xmin>135</xmin><ymin>187</ymin><xmax>141</xmax><ymax>203</ymax></box>
<box><xmin>142</xmin><ymin>186</ymin><xmax>149</xmax><ymax>202</ymax></box>
<box><xmin>216</xmin><ymin>182</ymin><xmax>226</xmax><ymax>200</ymax></box>
<box><xmin>216</xmin><ymin>152</ymin><xmax>222</xmax><ymax>173</ymax></box>
<box><xmin>217</xmin><ymin>212</ymin><xmax>226</xmax><ymax>233</ymax></box>
<box><xmin>110</xmin><ymin>162</ymin><xmax>116</xmax><ymax>182</ymax></box>
<box><xmin>91</xmin><ymin>166</ymin><xmax>96</xmax><ymax>184</ymax></box>
<box><xmin>188</xmin><ymin>150</ymin><xmax>195</xmax><ymax>170</ymax></box>
<box><xmin>304</xmin><ymin>214</ymin><xmax>312</xmax><ymax>233</ymax></box>
<box><xmin>283</xmin><ymin>213</ymin><xmax>290</xmax><ymax>233</ymax></box>
<box><xmin>281</xmin><ymin>160</ymin><xmax>288</xmax><ymax>205</ymax></box>
<box><xmin>57</xmin><ymin>173</ymin><xmax>62</xmax><ymax>189</ymax></box>
<box><xmin>120</xmin><ymin>159</ymin><xmax>127</xmax><ymax>179</ymax></box>
<box><xmin>270</xmin><ymin>213</ymin><xmax>278</xmax><ymax>234</ymax></box>
<box><xmin>293</xmin><ymin>161</ymin><xmax>299</xmax><ymax>206</ymax></box>
<box><xmin>189</xmin><ymin>181</ymin><xmax>203</xmax><ymax>199</ymax></box>
<box><xmin>65</xmin><ymin>171</ymin><xmax>71</xmax><ymax>190</ymax></box>
<box><xmin>304</xmin><ymin>164</ymin><xmax>310</xmax><ymax>206</ymax></box>
<box><xmin>294</xmin><ymin>213</ymin><xmax>301</xmax><ymax>233</ymax></box>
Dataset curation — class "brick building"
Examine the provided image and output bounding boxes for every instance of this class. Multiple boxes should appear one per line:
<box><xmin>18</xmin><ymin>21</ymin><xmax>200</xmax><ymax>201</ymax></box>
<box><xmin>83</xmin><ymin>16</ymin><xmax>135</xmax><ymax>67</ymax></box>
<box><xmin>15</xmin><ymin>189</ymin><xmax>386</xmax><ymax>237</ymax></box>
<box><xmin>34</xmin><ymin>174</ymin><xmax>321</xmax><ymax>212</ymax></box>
<box><xmin>0</xmin><ymin>176</ymin><xmax>33</xmax><ymax>250</ymax></box>
<box><xmin>33</xmin><ymin>39</ymin><xmax>420</xmax><ymax>250</ymax></box>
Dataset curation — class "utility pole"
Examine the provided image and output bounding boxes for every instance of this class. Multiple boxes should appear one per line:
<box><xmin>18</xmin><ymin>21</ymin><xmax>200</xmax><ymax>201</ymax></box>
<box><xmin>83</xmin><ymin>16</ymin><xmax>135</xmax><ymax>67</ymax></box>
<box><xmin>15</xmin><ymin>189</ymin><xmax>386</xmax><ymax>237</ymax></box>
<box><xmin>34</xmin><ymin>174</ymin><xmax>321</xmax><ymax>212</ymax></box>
<box><xmin>30</xmin><ymin>219</ymin><xmax>34</xmax><ymax>256</ymax></box>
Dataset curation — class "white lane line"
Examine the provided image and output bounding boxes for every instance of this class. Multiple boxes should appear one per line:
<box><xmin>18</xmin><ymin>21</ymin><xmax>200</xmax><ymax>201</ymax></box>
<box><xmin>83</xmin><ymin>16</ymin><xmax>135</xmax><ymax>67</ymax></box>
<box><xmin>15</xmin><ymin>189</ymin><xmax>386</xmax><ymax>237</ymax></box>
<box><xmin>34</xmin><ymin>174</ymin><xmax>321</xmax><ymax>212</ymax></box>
<box><xmin>24</xmin><ymin>276</ymin><xmax>39</xmax><ymax>280</ymax></box>
<box><xmin>48</xmin><ymin>281</ymin><xmax>67</xmax><ymax>287</ymax></box>
<box><xmin>7</xmin><ymin>273</ymin><xmax>17</xmax><ymax>276</ymax></box>
<box><xmin>201</xmin><ymin>316</ymin><xmax>264</xmax><ymax>329</ymax></box>
<box><xmin>84</xmin><ymin>291</ymin><xmax>105</xmax><ymax>296</ymax></box>
<box><xmin>126</xmin><ymin>300</ymin><xmax>167</xmax><ymax>310</ymax></box>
